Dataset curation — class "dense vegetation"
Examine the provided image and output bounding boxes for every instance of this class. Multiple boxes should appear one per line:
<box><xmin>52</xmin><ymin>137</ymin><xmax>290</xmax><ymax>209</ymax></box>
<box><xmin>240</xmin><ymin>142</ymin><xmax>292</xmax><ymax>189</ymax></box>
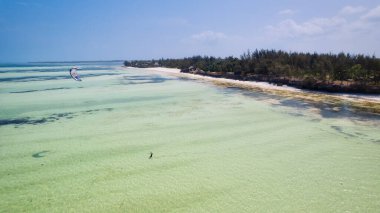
<box><xmin>124</xmin><ymin>50</ymin><xmax>380</xmax><ymax>93</ymax></box>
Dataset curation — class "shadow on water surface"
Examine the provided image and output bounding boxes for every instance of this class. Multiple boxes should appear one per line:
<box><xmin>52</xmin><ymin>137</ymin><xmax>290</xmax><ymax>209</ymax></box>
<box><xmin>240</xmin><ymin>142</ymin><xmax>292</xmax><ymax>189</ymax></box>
<box><xmin>219</xmin><ymin>85</ymin><xmax>380</xmax><ymax>123</ymax></box>
<box><xmin>0</xmin><ymin>108</ymin><xmax>114</xmax><ymax>128</ymax></box>
<box><xmin>331</xmin><ymin>125</ymin><xmax>357</xmax><ymax>138</ymax></box>
<box><xmin>32</xmin><ymin>151</ymin><xmax>49</xmax><ymax>158</ymax></box>
<box><xmin>330</xmin><ymin>125</ymin><xmax>380</xmax><ymax>143</ymax></box>
<box><xmin>0</xmin><ymin>118</ymin><xmax>49</xmax><ymax>126</ymax></box>
<box><xmin>10</xmin><ymin>87</ymin><xmax>82</xmax><ymax>93</ymax></box>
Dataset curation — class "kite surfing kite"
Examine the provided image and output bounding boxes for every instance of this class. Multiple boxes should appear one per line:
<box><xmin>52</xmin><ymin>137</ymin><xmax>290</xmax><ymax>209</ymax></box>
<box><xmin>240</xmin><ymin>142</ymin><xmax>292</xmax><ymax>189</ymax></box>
<box><xmin>69</xmin><ymin>67</ymin><xmax>82</xmax><ymax>81</ymax></box>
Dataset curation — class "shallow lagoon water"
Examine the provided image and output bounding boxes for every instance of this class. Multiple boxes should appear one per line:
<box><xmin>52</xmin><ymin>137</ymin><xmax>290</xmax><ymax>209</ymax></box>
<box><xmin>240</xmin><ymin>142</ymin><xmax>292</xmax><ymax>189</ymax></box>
<box><xmin>1</xmin><ymin>63</ymin><xmax>380</xmax><ymax>212</ymax></box>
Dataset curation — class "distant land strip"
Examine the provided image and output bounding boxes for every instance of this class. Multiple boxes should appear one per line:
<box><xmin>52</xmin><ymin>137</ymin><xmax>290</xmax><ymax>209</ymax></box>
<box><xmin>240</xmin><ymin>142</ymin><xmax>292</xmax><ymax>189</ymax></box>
<box><xmin>124</xmin><ymin>49</ymin><xmax>380</xmax><ymax>94</ymax></box>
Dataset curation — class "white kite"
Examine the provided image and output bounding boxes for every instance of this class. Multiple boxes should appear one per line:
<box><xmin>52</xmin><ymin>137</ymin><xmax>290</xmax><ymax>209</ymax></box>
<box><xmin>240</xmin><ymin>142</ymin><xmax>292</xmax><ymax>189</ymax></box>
<box><xmin>69</xmin><ymin>67</ymin><xmax>82</xmax><ymax>81</ymax></box>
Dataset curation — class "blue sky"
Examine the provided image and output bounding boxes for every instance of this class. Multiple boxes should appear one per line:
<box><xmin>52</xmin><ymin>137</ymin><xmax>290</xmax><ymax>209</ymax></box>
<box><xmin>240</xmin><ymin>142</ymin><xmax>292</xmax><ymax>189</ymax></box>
<box><xmin>0</xmin><ymin>0</ymin><xmax>379</xmax><ymax>62</ymax></box>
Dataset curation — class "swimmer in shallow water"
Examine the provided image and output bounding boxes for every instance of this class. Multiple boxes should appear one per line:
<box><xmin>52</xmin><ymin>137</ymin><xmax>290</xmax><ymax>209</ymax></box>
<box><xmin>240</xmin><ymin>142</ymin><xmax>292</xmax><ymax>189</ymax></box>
<box><xmin>149</xmin><ymin>152</ymin><xmax>153</xmax><ymax>159</ymax></box>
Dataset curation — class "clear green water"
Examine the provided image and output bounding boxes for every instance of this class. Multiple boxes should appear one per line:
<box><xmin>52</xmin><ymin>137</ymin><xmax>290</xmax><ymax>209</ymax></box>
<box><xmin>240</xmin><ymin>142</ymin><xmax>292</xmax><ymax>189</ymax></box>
<box><xmin>1</xmin><ymin>63</ymin><xmax>380</xmax><ymax>212</ymax></box>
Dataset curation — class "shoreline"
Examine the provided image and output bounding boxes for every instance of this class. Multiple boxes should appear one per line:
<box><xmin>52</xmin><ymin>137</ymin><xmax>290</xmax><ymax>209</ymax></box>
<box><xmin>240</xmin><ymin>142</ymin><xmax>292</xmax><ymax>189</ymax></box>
<box><xmin>125</xmin><ymin>66</ymin><xmax>380</xmax><ymax>113</ymax></box>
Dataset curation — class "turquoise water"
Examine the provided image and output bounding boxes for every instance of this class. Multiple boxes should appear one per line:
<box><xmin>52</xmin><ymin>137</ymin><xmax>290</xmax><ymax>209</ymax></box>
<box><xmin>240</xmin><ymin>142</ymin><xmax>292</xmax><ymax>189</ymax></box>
<box><xmin>1</xmin><ymin>62</ymin><xmax>380</xmax><ymax>212</ymax></box>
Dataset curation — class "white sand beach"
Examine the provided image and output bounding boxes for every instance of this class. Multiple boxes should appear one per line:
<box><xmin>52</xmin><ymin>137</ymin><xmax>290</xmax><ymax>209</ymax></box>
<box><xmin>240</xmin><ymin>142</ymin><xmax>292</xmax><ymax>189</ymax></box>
<box><xmin>142</xmin><ymin>67</ymin><xmax>380</xmax><ymax>104</ymax></box>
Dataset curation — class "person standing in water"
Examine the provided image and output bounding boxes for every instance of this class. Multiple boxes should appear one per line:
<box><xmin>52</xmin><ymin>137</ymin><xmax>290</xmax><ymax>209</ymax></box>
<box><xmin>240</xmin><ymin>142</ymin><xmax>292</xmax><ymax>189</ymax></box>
<box><xmin>149</xmin><ymin>152</ymin><xmax>153</xmax><ymax>159</ymax></box>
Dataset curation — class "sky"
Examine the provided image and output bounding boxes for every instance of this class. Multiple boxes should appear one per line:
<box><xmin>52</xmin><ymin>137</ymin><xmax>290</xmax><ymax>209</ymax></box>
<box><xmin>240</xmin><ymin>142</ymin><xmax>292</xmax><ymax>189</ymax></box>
<box><xmin>0</xmin><ymin>0</ymin><xmax>380</xmax><ymax>62</ymax></box>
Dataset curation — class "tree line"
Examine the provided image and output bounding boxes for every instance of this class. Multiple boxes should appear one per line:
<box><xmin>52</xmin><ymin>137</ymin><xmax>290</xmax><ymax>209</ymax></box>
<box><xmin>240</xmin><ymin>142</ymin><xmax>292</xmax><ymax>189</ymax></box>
<box><xmin>124</xmin><ymin>49</ymin><xmax>380</xmax><ymax>93</ymax></box>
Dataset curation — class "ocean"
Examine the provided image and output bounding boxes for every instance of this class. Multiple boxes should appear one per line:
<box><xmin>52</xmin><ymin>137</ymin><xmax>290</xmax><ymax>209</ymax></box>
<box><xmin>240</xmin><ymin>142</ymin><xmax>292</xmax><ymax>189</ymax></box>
<box><xmin>1</xmin><ymin>62</ymin><xmax>380</xmax><ymax>212</ymax></box>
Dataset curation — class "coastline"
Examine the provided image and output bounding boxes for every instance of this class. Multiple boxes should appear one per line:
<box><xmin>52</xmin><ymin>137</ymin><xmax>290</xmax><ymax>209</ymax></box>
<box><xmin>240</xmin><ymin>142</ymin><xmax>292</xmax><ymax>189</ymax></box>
<box><xmin>126</xmin><ymin>66</ymin><xmax>380</xmax><ymax>113</ymax></box>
